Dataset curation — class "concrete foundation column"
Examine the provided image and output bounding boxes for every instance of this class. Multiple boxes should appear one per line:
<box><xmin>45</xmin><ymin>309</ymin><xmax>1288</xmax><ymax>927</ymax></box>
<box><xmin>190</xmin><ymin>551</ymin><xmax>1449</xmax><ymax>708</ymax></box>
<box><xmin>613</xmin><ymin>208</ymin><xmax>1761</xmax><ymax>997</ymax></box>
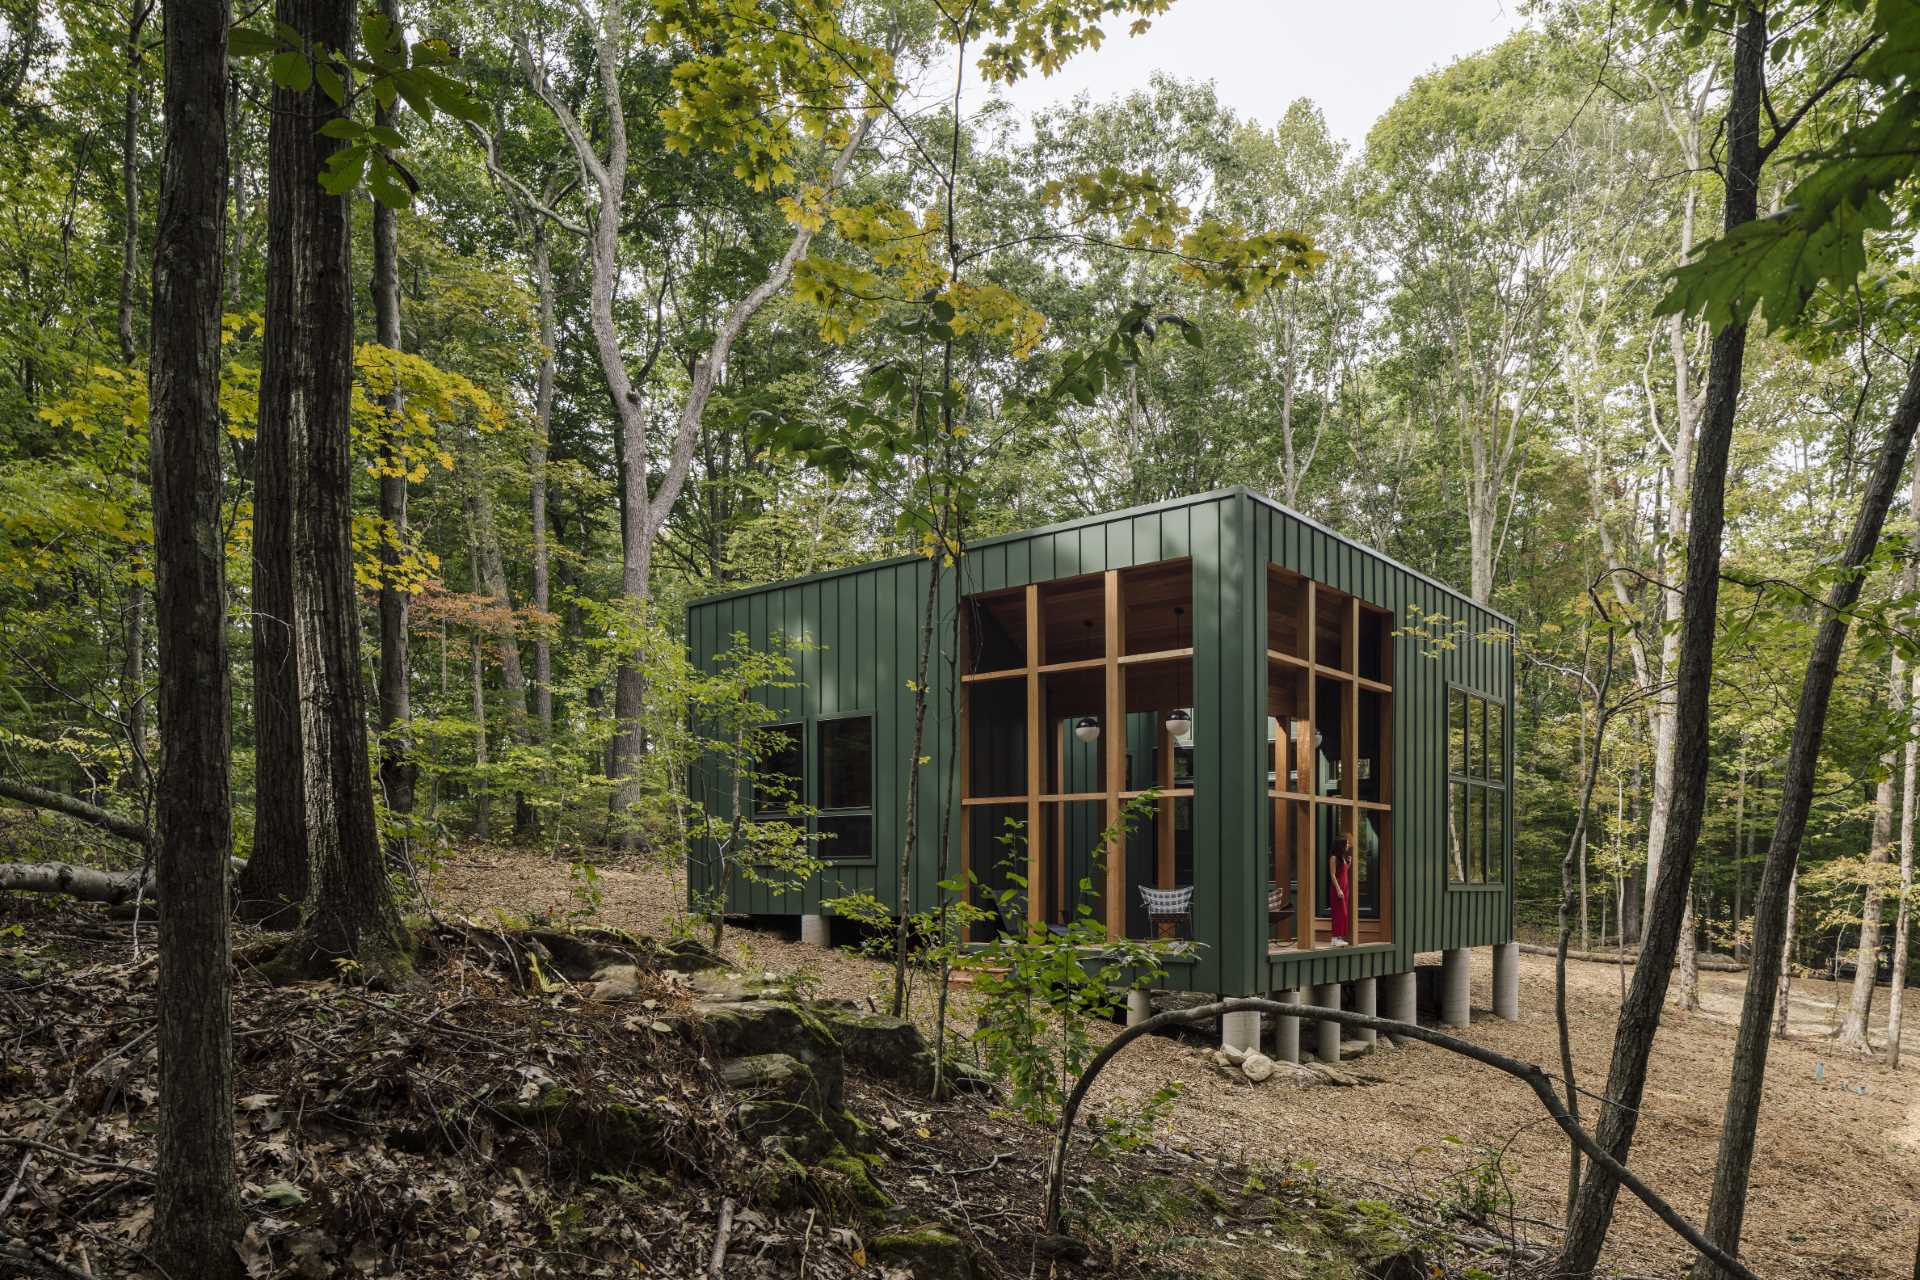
<box><xmin>1353</xmin><ymin>976</ymin><xmax>1377</xmax><ymax>1048</ymax></box>
<box><xmin>1270</xmin><ymin>988</ymin><xmax>1301</xmax><ymax>1064</ymax></box>
<box><xmin>1126</xmin><ymin>988</ymin><xmax>1153</xmax><ymax>1027</ymax></box>
<box><xmin>1493</xmin><ymin>941</ymin><xmax>1520</xmax><ymax>1021</ymax></box>
<box><xmin>1383</xmin><ymin>971</ymin><xmax>1418</xmax><ymax>1043</ymax></box>
<box><xmin>1310</xmin><ymin>982</ymin><xmax>1342</xmax><ymax>1063</ymax></box>
<box><xmin>800</xmin><ymin>913</ymin><xmax>830</xmax><ymax>947</ymax></box>
<box><xmin>1441</xmin><ymin>947</ymin><xmax>1472</xmax><ymax>1028</ymax></box>
<box><xmin>1221</xmin><ymin>1009</ymin><xmax>1261</xmax><ymax>1052</ymax></box>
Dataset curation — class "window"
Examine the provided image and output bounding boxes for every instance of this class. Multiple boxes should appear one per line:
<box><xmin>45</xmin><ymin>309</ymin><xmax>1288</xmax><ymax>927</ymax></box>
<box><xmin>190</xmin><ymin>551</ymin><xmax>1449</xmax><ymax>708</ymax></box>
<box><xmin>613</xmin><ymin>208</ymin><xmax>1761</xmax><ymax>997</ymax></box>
<box><xmin>816</xmin><ymin>714</ymin><xmax>874</xmax><ymax>861</ymax></box>
<box><xmin>1447</xmin><ymin>688</ymin><xmax>1507</xmax><ymax>885</ymax></box>
<box><xmin>753</xmin><ymin>723</ymin><xmax>804</xmax><ymax>816</ymax></box>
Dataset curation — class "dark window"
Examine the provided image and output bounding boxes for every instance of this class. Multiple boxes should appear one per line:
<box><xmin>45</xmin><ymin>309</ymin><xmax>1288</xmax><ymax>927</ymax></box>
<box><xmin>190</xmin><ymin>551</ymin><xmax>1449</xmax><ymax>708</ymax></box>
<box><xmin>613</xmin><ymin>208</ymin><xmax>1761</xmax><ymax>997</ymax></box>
<box><xmin>816</xmin><ymin>714</ymin><xmax>874</xmax><ymax>862</ymax></box>
<box><xmin>817</xmin><ymin>814</ymin><xmax>873</xmax><ymax>862</ymax></box>
<box><xmin>754</xmin><ymin>723</ymin><xmax>804</xmax><ymax>816</ymax></box>
<box><xmin>818</xmin><ymin>715</ymin><xmax>873</xmax><ymax>811</ymax></box>
<box><xmin>1447</xmin><ymin>688</ymin><xmax>1507</xmax><ymax>884</ymax></box>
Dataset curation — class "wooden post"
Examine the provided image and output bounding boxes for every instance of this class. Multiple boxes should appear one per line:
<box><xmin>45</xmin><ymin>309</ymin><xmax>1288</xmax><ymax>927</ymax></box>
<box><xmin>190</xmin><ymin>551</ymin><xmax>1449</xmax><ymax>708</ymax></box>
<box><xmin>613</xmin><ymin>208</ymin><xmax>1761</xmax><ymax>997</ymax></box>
<box><xmin>1298</xmin><ymin>587</ymin><xmax>1317</xmax><ymax>952</ymax></box>
<box><xmin>1104</xmin><ymin>570</ymin><xmax>1125</xmax><ymax>940</ymax></box>
<box><xmin>1025</xmin><ymin>584</ymin><xmax>1042</xmax><ymax>928</ymax></box>
<box><xmin>1157</xmin><ymin>719</ymin><xmax>1175</xmax><ymax>888</ymax></box>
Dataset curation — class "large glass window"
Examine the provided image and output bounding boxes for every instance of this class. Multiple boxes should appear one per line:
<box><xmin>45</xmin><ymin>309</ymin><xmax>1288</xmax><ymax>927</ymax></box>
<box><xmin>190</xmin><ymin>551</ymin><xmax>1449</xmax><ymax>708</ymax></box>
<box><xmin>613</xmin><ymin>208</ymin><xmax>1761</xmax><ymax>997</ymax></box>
<box><xmin>1448</xmin><ymin>687</ymin><xmax>1507</xmax><ymax>884</ymax></box>
<box><xmin>754</xmin><ymin>723</ymin><xmax>804</xmax><ymax>816</ymax></box>
<box><xmin>818</xmin><ymin>715</ymin><xmax>873</xmax><ymax>810</ymax></box>
<box><xmin>816</xmin><ymin>714</ymin><xmax>873</xmax><ymax>861</ymax></box>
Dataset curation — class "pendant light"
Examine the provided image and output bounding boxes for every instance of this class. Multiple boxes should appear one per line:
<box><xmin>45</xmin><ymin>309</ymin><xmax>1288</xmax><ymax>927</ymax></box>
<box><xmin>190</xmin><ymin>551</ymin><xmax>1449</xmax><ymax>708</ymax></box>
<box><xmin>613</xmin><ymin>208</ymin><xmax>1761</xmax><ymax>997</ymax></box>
<box><xmin>1075</xmin><ymin>716</ymin><xmax>1101</xmax><ymax>743</ymax></box>
<box><xmin>1165</xmin><ymin>606</ymin><xmax>1191</xmax><ymax>739</ymax></box>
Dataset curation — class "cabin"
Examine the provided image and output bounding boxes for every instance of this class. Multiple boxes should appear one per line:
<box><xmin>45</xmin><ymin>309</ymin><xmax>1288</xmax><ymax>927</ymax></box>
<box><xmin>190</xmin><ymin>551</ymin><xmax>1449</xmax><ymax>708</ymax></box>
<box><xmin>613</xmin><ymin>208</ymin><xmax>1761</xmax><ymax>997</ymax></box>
<box><xmin>685</xmin><ymin>487</ymin><xmax>1520</xmax><ymax>1056</ymax></box>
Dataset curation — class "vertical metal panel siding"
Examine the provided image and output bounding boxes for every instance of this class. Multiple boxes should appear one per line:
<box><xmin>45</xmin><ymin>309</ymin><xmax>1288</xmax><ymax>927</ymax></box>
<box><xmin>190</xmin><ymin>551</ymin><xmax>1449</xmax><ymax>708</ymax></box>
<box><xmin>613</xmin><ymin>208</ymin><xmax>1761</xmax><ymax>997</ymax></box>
<box><xmin>687</xmin><ymin>488</ymin><xmax>1510</xmax><ymax>994</ymax></box>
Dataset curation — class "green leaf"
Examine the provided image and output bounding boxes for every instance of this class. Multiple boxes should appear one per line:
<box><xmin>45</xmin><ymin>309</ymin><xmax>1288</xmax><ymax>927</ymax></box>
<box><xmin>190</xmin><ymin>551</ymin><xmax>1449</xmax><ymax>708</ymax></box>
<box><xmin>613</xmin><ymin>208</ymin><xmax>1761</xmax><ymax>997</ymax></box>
<box><xmin>361</xmin><ymin>12</ymin><xmax>394</xmax><ymax>53</ymax></box>
<box><xmin>390</xmin><ymin>71</ymin><xmax>435</xmax><ymax>121</ymax></box>
<box><xmin>227</xmin><ymin>27</ymin><xmax>280</xmax><ymax>57</ymax></box>
<box><xmin>317</xmin><ymin>145</ymin><xmax>368</xmax><ymax>195</ymax></box>
<box><xmin>269</xmin><ymin>50</ymin><xmax>313</xmax><ymax>91</ymax></box>
<box><xmin>317</xmin><ymin>117</ymin><xmax>364</xmax><ymax>141</ymax></box>
<box><xmin>314</xmin><ymin>59</ymin><xmax>345</xmax><ymax>104</ymax></box>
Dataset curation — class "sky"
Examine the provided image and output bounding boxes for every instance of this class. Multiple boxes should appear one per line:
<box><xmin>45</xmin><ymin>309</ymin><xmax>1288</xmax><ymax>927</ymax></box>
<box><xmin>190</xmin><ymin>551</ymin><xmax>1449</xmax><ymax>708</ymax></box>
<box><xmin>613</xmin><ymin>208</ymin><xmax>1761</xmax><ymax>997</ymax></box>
<box><xmin>950</xmin><ymin>0</ymin><xmax>1525</xmax><ymax>147</ymax></box>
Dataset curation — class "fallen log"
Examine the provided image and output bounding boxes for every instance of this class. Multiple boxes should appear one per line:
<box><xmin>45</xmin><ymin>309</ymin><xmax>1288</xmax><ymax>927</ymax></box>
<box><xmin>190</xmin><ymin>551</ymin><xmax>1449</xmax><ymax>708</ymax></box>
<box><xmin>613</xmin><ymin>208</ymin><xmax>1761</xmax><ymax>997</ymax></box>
<box><xmin>0</xmin><ymin>779</ymin><xmax>149</xmax><ymax>846</ymax></box>
<box><xmin>0</xmin><ymin>858</ymin><xmax>247</xmax><ymax>905</ymax></box>
<box><xmin>1517</xmin><ymin>941</ymin><xmax>1746</xmax><ymax>973</ymax></box>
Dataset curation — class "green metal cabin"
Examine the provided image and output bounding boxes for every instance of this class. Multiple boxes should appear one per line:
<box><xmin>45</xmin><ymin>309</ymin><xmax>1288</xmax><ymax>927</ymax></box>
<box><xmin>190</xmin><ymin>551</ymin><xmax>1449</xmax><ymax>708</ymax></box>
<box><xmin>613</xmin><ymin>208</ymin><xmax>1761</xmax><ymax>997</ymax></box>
<box><xmin>686</xmin><ymin>487</ymin><xmax>1516</xmax><ymax>1022</ymax></box>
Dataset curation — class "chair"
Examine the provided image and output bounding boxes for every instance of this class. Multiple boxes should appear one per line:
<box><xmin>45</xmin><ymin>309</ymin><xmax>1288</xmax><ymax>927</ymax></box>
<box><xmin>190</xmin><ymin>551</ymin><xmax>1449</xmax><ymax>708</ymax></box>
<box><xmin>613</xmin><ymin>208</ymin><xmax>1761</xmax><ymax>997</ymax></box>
<box><xmin>1139</xmin><ymin>884</ymin><xmax>1194</xmax><ymax>940</ymax></box>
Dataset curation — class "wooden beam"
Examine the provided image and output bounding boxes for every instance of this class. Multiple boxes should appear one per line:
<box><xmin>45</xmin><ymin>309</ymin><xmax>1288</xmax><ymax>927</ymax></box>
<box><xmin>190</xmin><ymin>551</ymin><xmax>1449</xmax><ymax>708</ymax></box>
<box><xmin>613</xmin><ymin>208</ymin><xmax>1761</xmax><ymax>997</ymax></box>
<box><xmin>1157</xmin><ymin>716</ymin><xmax>1174</xmax><ymax>889</ymax></box>
<box><xmin>1298</xmin><ymin>581</ymin><xmax>1317</xmax><ymax>953</ymax></box>
<box><xmin>1103</xmin><ymin>569</ymin><xmax>1125</xmax><ymax>940</ymax></box>
<box><xmin>1025</xmin><ymin>583</ymin><xmax>1042</xmax><ymax>929</ymax></box>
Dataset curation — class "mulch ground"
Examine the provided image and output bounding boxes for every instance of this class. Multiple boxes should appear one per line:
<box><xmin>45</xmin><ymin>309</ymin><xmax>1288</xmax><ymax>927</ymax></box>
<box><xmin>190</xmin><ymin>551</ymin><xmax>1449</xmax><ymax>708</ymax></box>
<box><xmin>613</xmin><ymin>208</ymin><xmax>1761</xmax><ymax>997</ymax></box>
<box><xmin>432</xmin><ymin>844</ymin><xmax>1920</xmax><ymax>1280</ymax></box>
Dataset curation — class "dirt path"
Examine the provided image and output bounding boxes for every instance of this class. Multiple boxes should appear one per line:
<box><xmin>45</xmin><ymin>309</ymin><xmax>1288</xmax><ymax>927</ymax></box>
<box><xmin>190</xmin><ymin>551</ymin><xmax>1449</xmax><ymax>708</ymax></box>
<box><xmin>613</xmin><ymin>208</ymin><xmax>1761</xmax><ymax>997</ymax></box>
<box><xmin>434</xmin><ymin>848</ymin><xmax>1920</xmax><ymax>1279</ymax></box>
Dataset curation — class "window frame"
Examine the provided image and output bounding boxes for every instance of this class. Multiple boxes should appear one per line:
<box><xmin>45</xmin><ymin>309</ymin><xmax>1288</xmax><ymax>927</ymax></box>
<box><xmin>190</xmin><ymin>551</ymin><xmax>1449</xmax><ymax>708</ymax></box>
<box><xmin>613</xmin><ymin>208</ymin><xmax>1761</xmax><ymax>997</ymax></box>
<box><xmin>812</xmin><ymin>709</ymin><xmax>877</xmax><ymax>865</ymax></box>
<box><xmin>751</xmin><ymin>721</ymin><xmax>806</xmax><ymax>818</ymax></box>
<box><xmin>1445</xmin><ymin>683</ymin><xmax>1509</xmax><ymax>889</ymax></box>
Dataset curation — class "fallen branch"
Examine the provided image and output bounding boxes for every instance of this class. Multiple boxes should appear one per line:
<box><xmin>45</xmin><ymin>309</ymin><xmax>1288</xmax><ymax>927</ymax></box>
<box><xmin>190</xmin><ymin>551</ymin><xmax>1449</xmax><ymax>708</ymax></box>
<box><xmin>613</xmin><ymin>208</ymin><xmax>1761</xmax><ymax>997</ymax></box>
<box><xmin>0</xmin><ymin>779</ymin><xmax>148</xmax><ymax>846</ymax></box>
<box><xmin>707</xmin><ymin>1197</ymin><xmax>735</xmax><ymax>1280</ymax></box>
<box><xmin>1044</xmin><ymin>998</ymin><xmax>1762</xmax><ymax>1280</ymax></box>
<box><xmin>0</xmin><ymin>858</ymin><xmax>246</xmax><ymax>904</ymax></box>
<box><xmin>0</xmin><ymin>1138</ymin><xmax>152</xmax><ymax>1182</ymax></box>
<box><xmin>1519</xmin><ymin>942</ymin><xmax>1745</xmax><ymax>973</ymax></box>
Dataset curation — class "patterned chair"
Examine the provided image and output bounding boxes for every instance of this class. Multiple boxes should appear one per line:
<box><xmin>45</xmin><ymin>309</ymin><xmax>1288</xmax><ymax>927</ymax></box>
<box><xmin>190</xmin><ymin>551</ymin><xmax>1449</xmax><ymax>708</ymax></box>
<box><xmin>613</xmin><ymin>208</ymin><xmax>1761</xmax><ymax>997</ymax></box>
<box><xmin>1139</xmin><ymin>884</ymin><xmax>1194</xmax><ymax>940</ymax></box>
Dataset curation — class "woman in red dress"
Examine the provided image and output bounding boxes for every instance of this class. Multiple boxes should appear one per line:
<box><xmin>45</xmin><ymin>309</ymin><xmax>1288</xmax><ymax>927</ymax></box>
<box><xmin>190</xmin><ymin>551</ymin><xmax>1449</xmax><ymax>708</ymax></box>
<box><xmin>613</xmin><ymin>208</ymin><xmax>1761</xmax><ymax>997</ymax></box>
<box><xmin>1328</xmin><ymin>836</ymin><xmax>1354</xmax><ymax>945</ymax></box>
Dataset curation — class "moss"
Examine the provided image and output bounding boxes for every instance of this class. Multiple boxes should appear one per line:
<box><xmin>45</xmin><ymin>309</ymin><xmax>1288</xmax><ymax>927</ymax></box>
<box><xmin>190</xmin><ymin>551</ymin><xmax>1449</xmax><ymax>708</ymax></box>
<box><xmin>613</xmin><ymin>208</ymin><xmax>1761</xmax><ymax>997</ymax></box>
<box><xmin>493</xmin><ymin>1087</ymin><xmax>674</xmax><ymax>1176</ymax></box>
<box><xmin>869</xmin><ymin>1225</ymin><xmax>976</xmax><ymax>1279</ymax></box>
<box><xmin>812</xmin><ymin>1143</ymin><xmax>891</xmax><ymax>1210</ymax></box>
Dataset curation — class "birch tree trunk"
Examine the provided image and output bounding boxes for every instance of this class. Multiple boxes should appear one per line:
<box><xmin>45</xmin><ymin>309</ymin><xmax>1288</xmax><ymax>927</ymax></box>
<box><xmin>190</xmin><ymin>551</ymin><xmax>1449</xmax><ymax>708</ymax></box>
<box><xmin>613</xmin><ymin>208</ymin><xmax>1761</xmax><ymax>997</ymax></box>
<box><xmin>372</xmin><ymin>0</ymin><xmax>414</xmax><ymax>863</ymax></box>
<box><xmin>1891</xmin><ymin>662</ymin><xmax>1915</xmax><ymax>1069</ymax></box>
<box><xmin>1774</xmin><ymin>866</ymin><xmax>1798</xmax><ymax>1040</ymax></box>
<box><xmin>1839</xmin><ymin>645</ymin><xmax>1903</xmax><ymax>1053</ymax></box>
<box><xmin>147</xmin><ymin>0</ymin><xmax>243</xmax><ymax>1265</ymax></box>
<box><xmin>529</xmin><ymin>221</ymin><xmax>555</xmax><ymax>742</ymax></box>
<box><xmin>517</xmin><ymin>13</ymin><xmax>873</xmax><ymax>839</ymax></box>
<box><xmin>118</xmin><ymin>44</ymin><xmax>148</xmax><ymax>798</ymax></box>
<box><xmin>270</xmin><ymin>0</ymin><xmax>408</xmax><ymax>982</ymax></box>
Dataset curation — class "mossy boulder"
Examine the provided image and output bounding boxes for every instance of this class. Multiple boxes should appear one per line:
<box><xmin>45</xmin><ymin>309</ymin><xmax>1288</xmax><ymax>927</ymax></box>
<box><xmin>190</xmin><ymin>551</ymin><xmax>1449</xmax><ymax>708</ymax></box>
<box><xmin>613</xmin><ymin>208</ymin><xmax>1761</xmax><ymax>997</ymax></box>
<box><xmin>869</xmin><ymin>1224</ymin><xmax>979</xmax><ymax>1279</ymax></box>
<box><xmin>812</xmin><ymin>1145</ymin><xmax>891</xmax><ymax>1211</ymax></box>
<box><xmin>720</xmin><ymin>1053</ymin><xmax>837</xmax><ymax>1161</ymax></box>
<box><xmin>491</xmin><ymin>1086</ymin><xmax>672</xmax><ymax>1175</ymax></box>
<box><xmin>696</xmin><ymin>1000</ymin><xmax>845</xmax><ymax>1110</ymax></box>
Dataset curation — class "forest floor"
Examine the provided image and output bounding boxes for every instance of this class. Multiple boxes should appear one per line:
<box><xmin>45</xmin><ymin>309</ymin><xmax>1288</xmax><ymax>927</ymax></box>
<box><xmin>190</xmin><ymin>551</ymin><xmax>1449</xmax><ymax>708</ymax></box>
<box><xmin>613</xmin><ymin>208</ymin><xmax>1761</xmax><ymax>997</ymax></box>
<box><xmin>434</xmin><ymin>845</ymin><xmax>1920</xmax><ymax>1280</ymax></box>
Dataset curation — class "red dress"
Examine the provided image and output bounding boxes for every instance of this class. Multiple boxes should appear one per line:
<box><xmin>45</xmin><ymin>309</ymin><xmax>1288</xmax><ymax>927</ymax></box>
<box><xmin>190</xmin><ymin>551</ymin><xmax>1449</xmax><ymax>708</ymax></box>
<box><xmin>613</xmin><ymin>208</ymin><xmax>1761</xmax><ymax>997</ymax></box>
<box><xmin>1329</xmin><ymin>856</ymin><xmax>1352</xmax><ymax>942</ymax></box>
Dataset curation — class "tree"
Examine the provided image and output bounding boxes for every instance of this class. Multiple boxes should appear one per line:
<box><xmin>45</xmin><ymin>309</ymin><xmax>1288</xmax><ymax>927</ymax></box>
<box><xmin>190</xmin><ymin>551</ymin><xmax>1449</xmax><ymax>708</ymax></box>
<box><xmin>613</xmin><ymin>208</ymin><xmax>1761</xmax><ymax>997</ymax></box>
<box><xmin>1558</xmin><ymin>4</ymin><xmax>1768</xmax><ymax>1273</ymax></box>
<box><xmin>265</xmin><ymin>0</ymin><xmax>410</xmax><ymax>980</ymax></box>
<box><xmin>147</xmin><ymin>0</ymin><xmax>243</xmax><ymax>1266</ymax></box>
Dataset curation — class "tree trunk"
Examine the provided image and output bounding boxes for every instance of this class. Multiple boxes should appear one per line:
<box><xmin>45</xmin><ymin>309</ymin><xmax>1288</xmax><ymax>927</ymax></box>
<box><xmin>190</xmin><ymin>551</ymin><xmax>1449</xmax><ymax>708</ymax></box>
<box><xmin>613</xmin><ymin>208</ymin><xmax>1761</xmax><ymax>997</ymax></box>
<box><xmin>1690</xmin><ymin>356</ymin><xmax>1920</xmax><ymax>1280</ymax></box>
<box><xmin>1774</xmin><ymin>866</ymin><xmax>1798</xmax><ymax>1040</ymax></box>
<box><xmin>371</xmin><ymin>0</ymin><xmax>415</xmax><ymax>867</ymax></box>
<box><xmin>237</xmin><ymin>77</ymin><xmax>310</xmax><ymax>924</ymax></box>
<box><xmin>1558</xmin><ymin>10</ymin><xmax>1764</xmax><ymax>1276</ymax></box>
<box><xmin>118</xmin><ymin>57</ymin><xmax>148</xmax><ymax>799</ymax></box>
<box><xmin>466</xmin><ymin>473</ymin><xmax>531</xmax><ymax>835</ymax></box>
<box><xmin>1892</xmin><ymin>649</ymin><xmax>1917</xmax><ymax>1070</ymax></box>
<box><xmin>269</xmin><ymin>0</ymin><xmax>409</xmax><ymax>983</ymax></box>
<box><xmin>1841</xmin><ymin>645</ymin><xmax>1909</xmax><ymax>1051</ymax></box>
<box><xmin>470</xmin><ymin>620</ymin><xmax>491</xmax><ymax>842</ymax></box>
<box><xmin>147</xmin><ymin>0</ymin><xmax>243</xmax><ymax>1266</ymax></box>
<box><xmin>0</xmin><ymin>777</ymin><xmax>149</xmax><ymax>845</ymax></box>
<box><xmin>529</xmin><ymin>221</ymin><xmax>555</xmax><ymax>743</ymax></box>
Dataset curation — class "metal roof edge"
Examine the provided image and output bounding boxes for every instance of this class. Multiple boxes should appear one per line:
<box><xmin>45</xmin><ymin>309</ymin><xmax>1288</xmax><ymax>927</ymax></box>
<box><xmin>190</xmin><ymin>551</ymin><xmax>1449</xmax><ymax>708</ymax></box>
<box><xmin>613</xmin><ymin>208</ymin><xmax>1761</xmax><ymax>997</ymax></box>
<box><xmin>687</xmin><ymin>485</ymin><xmax>1515</xmax><ymax>630</ymax></box>
<box><xmin>1239</xmin><ymin>488</ymin><xmax>1516</xmax><ymax>629</ymax></box>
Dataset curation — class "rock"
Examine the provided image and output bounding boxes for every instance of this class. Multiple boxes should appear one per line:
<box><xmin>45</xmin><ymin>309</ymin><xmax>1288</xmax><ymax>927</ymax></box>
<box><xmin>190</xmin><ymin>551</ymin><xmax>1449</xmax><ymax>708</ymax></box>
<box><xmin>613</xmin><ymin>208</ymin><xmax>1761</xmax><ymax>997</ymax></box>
<box><xmin>1241</xmin><ymin>1052</ymin><xmax>1275</xmax><ymax>1082</ymax></box>
<box><xmin>868</xmin><ymin>1224</ymin><xmax>979</xmax><ymax>1279</ymax></box>
<box><xmin>492</xmin><ymin>1086</ymin><xmax>673</xmax><ymax>1175</ymax></box>
<box><xmin>813</xmin><ymin>1147</ymin><xmax>891</xmax><ymax>1210</ymax></box>
<box><xmin>658</xmin><ymin>935</ymin><xmax>728</xmax><ymax>973</ymax></box>
<box><xmin>690</xmin><ymin>970</ymin><xmax>799</xmax><ymax>1003</ymax></box>
<box><xmin>817</xmin><ymin>1008</ymin><xmax>927</xmax><ymax>1079</ymax></box>
<box><xmin>1218</xmin><ymin>1043</ymin><xmax>1249</xmax><ymax>1065</ymax></box>
<box><xmin>589</xmin><ymin>964</ymin><xmax>646</xmax><ymax>1001</ymax></box>
<box><xmin>1365</xmin><ymin>1247</ymin><xmax>1430</xmax><ymax>1280</ymax></box>
<box><xmin>696</xmin><ymin>1000</ymin><xmax>844</xmax><ymax>1111</ymax></box>
<box><xmin>721</xmin><ymin>1054</ymin><xmax>835</xmax><ymax>1160</ymax></box>
<box><xmin>1303</xmin><ymin>1062</ymin><xmax>1367</xmax><ymax>1088</ymax></box>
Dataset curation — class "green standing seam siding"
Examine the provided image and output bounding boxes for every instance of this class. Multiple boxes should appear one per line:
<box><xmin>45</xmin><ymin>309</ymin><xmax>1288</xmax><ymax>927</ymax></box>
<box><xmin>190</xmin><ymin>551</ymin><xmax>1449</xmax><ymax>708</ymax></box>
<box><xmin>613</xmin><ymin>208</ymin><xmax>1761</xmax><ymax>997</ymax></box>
<box><xmin>685</xmin><ymin>487</ymin><xmax>1514</xmax><ymax>997</ymax></box>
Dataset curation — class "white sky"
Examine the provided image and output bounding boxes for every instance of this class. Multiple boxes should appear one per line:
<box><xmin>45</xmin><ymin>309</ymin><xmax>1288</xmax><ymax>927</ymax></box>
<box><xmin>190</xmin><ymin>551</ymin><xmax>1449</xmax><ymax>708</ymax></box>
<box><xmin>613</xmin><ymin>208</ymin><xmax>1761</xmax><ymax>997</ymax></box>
<box><xmin>949</xmin><ymin>0</ymin><xmax>1524</xmax><ymax>147</ymax></box>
